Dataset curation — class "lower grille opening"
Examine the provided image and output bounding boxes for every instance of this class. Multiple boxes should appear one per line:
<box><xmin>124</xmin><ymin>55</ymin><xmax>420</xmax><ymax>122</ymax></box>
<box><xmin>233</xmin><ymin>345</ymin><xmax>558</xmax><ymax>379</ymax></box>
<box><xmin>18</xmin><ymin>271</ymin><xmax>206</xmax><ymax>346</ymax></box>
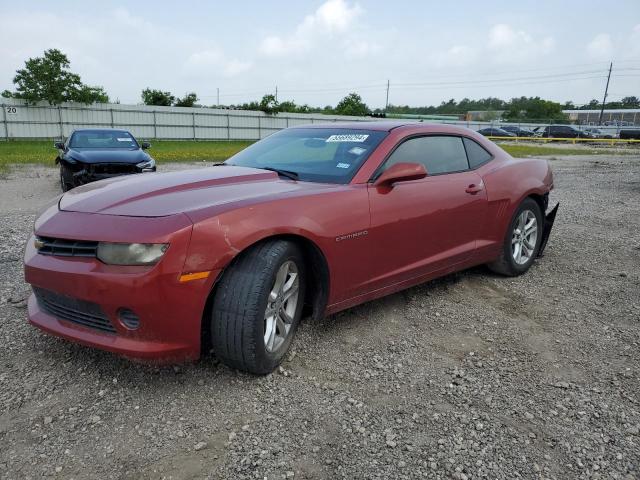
<box><xmin>90</xmin><ymin>163</ymin><xmax>137</xmax><ymax>175</ymax></box>
<box><xmin>34</xmin><ymin>287</ymin><xmax>116</xmax><ymax>334</ymax></box>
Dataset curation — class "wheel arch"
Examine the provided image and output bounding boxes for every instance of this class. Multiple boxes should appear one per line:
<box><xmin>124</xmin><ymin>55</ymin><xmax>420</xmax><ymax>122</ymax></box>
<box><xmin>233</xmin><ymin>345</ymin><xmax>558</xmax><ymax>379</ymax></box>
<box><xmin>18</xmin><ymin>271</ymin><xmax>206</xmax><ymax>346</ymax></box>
<box><xmin>526</xmin><ymin>191</ymin><xmax>549</xmax><ymax>215</ymax></box>
<box><xmin>199</xmin><ymin>233</ymin><xmax>330</xmax><ymax>354</ymax></box>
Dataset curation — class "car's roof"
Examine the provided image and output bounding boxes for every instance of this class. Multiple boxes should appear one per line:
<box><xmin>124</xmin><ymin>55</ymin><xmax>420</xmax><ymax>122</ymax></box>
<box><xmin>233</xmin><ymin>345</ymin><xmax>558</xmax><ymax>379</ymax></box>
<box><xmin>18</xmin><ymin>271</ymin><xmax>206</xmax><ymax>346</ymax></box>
<box><xmin>71</xmin><ymin>128</ymin><xmax>132</xmax><ymax>133</ymax></box>
<box><xmin>290</xmin><ymin>120</ymin><xmax>479</xmax><ymax>134</ymax></box>
<box><xmin>290</xmin><ymin>120</ymin><xmax>421</xmax><ymax>131</ymax></box>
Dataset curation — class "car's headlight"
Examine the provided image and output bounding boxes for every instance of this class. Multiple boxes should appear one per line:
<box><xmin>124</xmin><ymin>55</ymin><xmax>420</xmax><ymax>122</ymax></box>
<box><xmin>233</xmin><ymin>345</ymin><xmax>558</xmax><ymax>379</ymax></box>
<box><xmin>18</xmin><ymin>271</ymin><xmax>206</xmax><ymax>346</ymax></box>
<box><xmin>97</xmin><ymin>242</ymin><xmax>168</xmax><ymax>265</ymax></box>
<box><xmin>136</xmin><ymin>159</ymin><xmax>155</xmax><ymax>171</ymax></box>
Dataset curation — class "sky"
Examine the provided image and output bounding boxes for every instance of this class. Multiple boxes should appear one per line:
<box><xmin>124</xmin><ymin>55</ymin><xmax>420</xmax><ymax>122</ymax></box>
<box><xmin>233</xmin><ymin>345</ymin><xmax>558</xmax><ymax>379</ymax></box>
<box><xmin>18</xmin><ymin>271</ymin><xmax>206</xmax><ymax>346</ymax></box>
<box><xmin>0</xmin><ymin>0</ymin><xmax>639</xmax><ymax>109</ymax></box>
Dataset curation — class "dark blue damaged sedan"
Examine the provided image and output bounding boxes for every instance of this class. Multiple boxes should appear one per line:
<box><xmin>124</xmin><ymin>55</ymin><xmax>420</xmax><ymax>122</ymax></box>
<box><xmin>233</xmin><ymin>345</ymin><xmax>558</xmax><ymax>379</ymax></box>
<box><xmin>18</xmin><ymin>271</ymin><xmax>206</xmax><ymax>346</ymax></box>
<box><xmin>55</xmin><ymin>129</ymin><xmax>156</xmax><ymax>191</ymax></box>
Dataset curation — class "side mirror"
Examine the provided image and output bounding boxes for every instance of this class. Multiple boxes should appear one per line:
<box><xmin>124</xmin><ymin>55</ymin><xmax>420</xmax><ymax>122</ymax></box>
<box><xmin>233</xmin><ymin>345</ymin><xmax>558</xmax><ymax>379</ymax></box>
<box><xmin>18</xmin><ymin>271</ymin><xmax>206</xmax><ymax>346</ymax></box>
<box><xmin>54</xmin><ymin>141</ymin><xmax>65</xmax><ymax>150</ymax></box>
<box><xmin>373</xmin><ymin>162</ymin><xmax>427</xmax><ymax>187</ymax></box>
<box><xmin>141</xmin><ymin>142</ymin><xmax>151</xmax><ymax>149</ymax></box>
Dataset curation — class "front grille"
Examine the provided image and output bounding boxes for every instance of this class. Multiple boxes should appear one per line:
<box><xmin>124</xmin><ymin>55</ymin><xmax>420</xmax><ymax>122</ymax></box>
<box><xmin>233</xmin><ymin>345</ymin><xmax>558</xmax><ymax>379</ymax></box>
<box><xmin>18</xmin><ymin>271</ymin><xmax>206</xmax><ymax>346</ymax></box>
<box><xmin>89</xmin><ymin>163</ymin><xmax>137</xmax><ymax>175</ymax></box>
<box><xmin>34</xmin><ymin>287</ymin><xmax>116</xmax><ymax>334</ymax></box>
<box><xmin>37</xmin><ymin>237</ymin><xmax>98</xmax><ymax>258</ymax></box>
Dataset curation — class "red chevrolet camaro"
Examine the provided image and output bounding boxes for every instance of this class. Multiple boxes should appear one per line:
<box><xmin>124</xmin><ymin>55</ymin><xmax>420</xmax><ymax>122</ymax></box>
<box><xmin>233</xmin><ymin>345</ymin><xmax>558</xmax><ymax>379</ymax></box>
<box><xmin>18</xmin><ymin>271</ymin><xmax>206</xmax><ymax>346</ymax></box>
<box><xmin>24</xmin><ymin>122</ymin><xmax>558</xmax><ymax>374</ymax></box>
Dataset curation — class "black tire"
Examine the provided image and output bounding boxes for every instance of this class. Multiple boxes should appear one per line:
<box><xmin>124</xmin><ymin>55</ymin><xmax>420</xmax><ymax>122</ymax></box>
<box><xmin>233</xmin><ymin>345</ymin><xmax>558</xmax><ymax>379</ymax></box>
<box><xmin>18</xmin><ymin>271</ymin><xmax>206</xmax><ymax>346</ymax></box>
<box><xmin>211</xmin><ymin>240</ymin><xmax>306</xmax><ymax>374</ymax></box>
<box><xmin>59</xmin><ymin>163</ymin><xmax>74</xmax><ymax>192</ymax></box>
<box><xmin>488</xmin><ymin>198</ymin><xmax>543</xmax><ymax>276</ymax></box>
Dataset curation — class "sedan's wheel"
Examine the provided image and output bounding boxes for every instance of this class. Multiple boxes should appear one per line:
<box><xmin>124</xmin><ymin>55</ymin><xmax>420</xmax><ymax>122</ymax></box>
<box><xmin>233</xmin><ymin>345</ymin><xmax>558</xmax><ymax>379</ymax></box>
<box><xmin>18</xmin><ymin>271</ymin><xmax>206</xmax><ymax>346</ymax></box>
<box><xmin>59</xmin><ymin>164</ymin><xmax>74</xmax><ymax>192</ymax></box>
<box><xmin>211</xmin><ymin>240</ymin><xmax>305</xmax><ymax>374</ymax></box>
<box><xmin>488</xmin><ymin>198</ymin><xmax>543</xmax><ymax>276</ymax></box>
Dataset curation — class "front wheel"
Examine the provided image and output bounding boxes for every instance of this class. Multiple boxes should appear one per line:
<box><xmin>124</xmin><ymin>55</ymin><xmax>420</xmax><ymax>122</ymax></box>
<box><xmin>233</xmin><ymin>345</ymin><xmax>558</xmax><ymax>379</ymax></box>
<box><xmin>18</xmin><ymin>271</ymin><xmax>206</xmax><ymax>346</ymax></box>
<box><xmin>211</xmin><ymin>240</ymin><xmax>305</xmax><ymax>374</ymax></box>
<box><xmin>488</xmin><ymin>198</ymin><xmax>543</xmax><ymax>276</ymax></box>
<box><xmin>59</xmin><ymin>163</ymin><xmax>74</xmax><ymax>192</ymax></box>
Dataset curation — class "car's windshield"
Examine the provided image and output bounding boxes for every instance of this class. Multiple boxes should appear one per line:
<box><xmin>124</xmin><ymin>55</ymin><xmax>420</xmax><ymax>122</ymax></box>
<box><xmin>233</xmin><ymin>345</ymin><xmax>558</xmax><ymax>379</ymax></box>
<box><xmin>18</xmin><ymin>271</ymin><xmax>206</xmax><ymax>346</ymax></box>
<box><xmin>69</xmin><ymin>130</ymin><xmax>139</xmax><ymax>149</ymax></box>
<box><xmin>225</xmin><ymin>128</ymin><xmax>388</xmax><ymax>184</ymax></box>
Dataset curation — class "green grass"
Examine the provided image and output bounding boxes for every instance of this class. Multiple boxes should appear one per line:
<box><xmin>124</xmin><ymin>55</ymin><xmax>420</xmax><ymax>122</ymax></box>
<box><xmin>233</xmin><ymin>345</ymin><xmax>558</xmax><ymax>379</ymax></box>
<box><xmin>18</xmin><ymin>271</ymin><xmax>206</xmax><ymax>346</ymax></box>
<box><xmin>0</xmin><ymin>139</ymin><xmax>634</xmax><ymax>173</ymax></box>
<box><xmin>0</xmin><ymin>140</ymin><xmax>254</xmax><ymax>170</ymax></box>
<box><xmin>146</xmin><ymin>140</ymin><xmax>254</xmax><ymax>162</ymax></box>
<box><xmin>499</xmin><ymin>143</ymin><xmax>625</xmax><ymax>157</ymax></box>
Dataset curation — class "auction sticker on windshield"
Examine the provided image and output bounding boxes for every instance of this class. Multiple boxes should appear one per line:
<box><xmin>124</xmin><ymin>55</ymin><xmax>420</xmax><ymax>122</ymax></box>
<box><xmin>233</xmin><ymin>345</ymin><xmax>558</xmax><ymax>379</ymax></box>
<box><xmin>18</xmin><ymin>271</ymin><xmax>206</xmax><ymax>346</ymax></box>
<box><xmin>326</xmin><ymin>134</ymin><xmax>369</xmax><ymax>142</ymax></box>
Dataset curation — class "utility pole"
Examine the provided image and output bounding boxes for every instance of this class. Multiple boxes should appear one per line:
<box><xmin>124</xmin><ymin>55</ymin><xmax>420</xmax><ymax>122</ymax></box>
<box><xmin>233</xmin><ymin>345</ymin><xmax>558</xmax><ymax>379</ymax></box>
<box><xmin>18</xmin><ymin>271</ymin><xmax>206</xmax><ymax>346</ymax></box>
<box><xmin>598</xmin><ymin>62</ymin><xmax>612</xmax><ymax>125</ymax></box>
<box><xmin>275</xmin><ymin>86</ymin><xmax>278</xmax><ymax>102</ymax></box>
<box><xmin>216</xmin><ymin>87</ymin><xmax>220</xmax><ymax>107</ymax></box>
<box><xmin>385</xmin><ymin>80</ymin><xmax>390</xmax><ymax>113</ymax></box>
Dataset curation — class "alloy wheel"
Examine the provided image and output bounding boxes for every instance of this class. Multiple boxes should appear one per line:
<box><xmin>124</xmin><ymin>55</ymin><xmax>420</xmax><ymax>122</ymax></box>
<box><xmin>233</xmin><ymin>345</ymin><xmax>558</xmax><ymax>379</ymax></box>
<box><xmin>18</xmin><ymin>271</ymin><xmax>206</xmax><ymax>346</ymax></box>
<box><xmin>264</xmin><ymin>260</ymin><xmax>300</xmax><ymax>353</ymax></box>
<box><xmin>512</xmin><ymin>210</ymin><xmax>538</xmax><ymax>265</ymax></box>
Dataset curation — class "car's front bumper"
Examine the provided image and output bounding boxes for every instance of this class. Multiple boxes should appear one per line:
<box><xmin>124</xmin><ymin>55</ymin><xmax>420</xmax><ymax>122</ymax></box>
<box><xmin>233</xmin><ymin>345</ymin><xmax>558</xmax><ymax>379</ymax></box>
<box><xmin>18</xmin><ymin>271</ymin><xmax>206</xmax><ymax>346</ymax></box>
<box><xmin>72</xmin><ymin>164</ymin><xmax>156</xmax><ymax>186</ymax></box>
<box><xmin>24</xmin><ymin>209</ymin><xmax>217</xmax><ymax>363</ymax></box>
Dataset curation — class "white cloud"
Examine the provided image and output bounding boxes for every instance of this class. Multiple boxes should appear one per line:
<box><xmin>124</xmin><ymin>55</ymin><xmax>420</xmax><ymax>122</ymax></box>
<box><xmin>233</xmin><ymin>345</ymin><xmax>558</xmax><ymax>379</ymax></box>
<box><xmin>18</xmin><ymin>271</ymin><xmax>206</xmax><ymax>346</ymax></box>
<box><xmin>223</xmin><ymin>59</ymin><xmax>253</xmax><ymax>77</ymax></box>
<box><xmin>2</xmin><ymin>3</ymin><xmax>637</xmax><ymax>109</ymax></box>
<box><xmin>486</xmin><ymin>24</ymin><xmax>554</xmax><ymax>63</ymax></box>
<box><xmin>488</xmin><ymin>24</ymin><xmax>532</xmax><ymax>48</ymax></box>
<box><xmin>587</xmin><ymin>33</ymin><xmax>614</xmax><ymax>59</ymax></box>
<box><xmin>184</xmin><ymin>50</ymin><xmax>252</xmax><ymax>78</ymax></box>
<box><xmin>0</xmin><ymin>8</ymin><xmax>252</xmax><ymax>103</ymax></box>
<box><xmin>259</xmin><ymin>0</ymin><xmax>365</xmax><ymax>57</ymax></box>
<box><xmin>344</xmin><ymin>38</ymin><xmax>380</xmax><ymax>58</ymax></box>
<box><xmin>431</xmin><ymin>45</ymin><xmax>478</xmax><ymax>68</ymax></box>
<box><xmin>314</xmin><ymin>0</ymin><xmax>363</xmax><ymax>33</ymax></box>
<box><xmin>425</xmin><ymin>24</ymin><xmax>554</xmax><ymax>69</ymax></box>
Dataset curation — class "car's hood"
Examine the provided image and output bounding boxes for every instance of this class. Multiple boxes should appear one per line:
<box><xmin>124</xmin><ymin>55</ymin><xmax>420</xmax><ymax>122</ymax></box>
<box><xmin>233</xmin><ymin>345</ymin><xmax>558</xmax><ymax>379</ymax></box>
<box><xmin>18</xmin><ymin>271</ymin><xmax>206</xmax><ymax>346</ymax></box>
<box><xmin>67</xmin><ymin>148</ymin><xmax>149</xmax><ymax>164</ymax></box>
<box><xmin>59</xmin><ymin>166</ymin><xmax>328</xmax><ymax>217</ymax></box>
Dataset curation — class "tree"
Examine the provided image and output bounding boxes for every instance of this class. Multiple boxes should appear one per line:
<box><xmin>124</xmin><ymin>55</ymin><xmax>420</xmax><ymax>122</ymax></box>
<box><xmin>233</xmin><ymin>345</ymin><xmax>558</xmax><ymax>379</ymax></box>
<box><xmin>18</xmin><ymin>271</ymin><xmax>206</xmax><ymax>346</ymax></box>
<box><xmin>141</xmin><ymin>88</ymin><xmax>175</xmax><ymax>106</ymax></box>
<box><xmin>279</xmin><ymin>100</ymin><xmax>299</xmax><ymax>113</ymax></box>
<box><xmin>174</xmin><ymin>92</ymin><xmax>198</xmax><ymax>107</ymax></box>
<box><xmin>278</xmin><ymin>100</ymin><xmax>313</xmax><ymax>114</ymax></box>
<box><xmin>259</xmin><ymin>94</ymin><xmax>279</xmax><ymax>115</ymax></box>
<box><xmin>621</xmin><ymin>96</ymin><xmax>640</xmax><ymax>108</ymax></box>
<box><xmin>73</xmin><ymin>85</ymin><xmax>109</xmax><ymax>104</ymax></box>
<box><xmin>3</xmin><ymin>49</ymin><xmax>109</xmax><ymax>105</ymax></box>
<box><xmin>335</xmin><ymin>92</ymin><xmax>369</xmax><ymax>116</ymax></box>
<box><xmin>502</xmin><ymin>96</ymin><xmax>567</xmax><ymax>122</ymax></box>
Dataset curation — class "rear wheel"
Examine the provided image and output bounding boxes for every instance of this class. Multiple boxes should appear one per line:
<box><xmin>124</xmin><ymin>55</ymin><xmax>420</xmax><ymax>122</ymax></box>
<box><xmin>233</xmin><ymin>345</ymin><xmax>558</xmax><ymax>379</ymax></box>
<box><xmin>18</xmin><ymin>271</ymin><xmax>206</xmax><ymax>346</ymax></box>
<box><xmin>488</xmin><ymin>198</ymin><xmax>543</xmax><ymax>276</ymax></box>
<box><xmin>59</xmin><ymin>163</ymin><xmax>74</xmax><ymax>192</ymax></box>
<box><xmin>211</xmin><ymin>240</ymin><xmax>305</xmax><ymax>374</ymax></box>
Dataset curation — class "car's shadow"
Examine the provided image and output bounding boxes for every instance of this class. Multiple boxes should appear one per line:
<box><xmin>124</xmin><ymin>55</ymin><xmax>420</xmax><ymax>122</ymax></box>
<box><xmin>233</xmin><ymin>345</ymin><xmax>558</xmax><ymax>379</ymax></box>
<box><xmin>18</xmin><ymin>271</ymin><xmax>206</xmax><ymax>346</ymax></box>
<box><xmin>30</xmin><ymin>264</ymin><xmax>503</xmax><ymax>385</ymax></box>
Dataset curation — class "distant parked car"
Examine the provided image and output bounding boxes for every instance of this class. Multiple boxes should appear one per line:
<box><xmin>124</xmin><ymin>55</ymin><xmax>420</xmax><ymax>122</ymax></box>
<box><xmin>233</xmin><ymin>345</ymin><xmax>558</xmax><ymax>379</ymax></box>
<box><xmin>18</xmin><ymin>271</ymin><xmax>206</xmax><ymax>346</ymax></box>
<box><xmin>477</xmin><ymin>127</ymin><xmax>516</xmax><ymax>137</ymax></box>
<box><xmin>55</xmin><ymin>129</ymin><xmax>156</xmax><ymax>191</ymax></box>
<box><xmin>500</xmin><ymin>126</ymin><xmax>536</xmax><ymax>137</ymax></box>
<box><xmin>583</xmin><ymin>128</ymin><xmax>613</xmax><ymax>139</ymax></box>
<box><xmin>540</xmin><ymin>125</ymin><xmax>594</xmax><ymax>139</ymax></box>
<box><xmin>619</xmin><ymin>129</ymin><xmax>640</xmax><ymax>140</ymax></box>
<box><xmin>604</xmin><ymin>120</ymin><xmax>633</xmax><ymax>127</ymax></box>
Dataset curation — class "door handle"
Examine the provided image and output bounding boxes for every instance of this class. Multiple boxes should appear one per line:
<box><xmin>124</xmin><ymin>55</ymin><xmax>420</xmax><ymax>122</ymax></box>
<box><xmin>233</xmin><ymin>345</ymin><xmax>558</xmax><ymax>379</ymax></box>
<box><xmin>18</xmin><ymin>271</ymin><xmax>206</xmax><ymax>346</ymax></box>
<box><xmin>465</xmin><ymin>183</ymin><xmax>484</xmax><ymax>194</ymax></box>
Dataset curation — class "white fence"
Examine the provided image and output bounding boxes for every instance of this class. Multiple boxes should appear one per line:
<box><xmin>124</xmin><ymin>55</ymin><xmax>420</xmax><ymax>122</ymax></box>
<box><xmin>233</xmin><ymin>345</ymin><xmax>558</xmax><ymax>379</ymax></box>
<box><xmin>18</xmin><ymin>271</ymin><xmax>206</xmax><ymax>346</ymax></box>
<box><xmin>0</xmin><ymin>98</ymin><xmax>631</xmax><ymax>140</ymax></box>
<box><xmin>0</xmin><ymin>99</ymin><xmax>378</xmax><ymax>141</ymax></box>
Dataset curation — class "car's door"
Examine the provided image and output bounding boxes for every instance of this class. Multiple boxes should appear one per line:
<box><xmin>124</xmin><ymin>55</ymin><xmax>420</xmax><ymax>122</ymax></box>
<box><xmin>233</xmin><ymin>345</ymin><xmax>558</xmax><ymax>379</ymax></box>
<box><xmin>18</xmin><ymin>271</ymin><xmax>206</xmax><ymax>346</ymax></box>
<box><xmin>364</xmin><ymin>135</ymin><xmax>488</xmax><ymax>291</ymax></box>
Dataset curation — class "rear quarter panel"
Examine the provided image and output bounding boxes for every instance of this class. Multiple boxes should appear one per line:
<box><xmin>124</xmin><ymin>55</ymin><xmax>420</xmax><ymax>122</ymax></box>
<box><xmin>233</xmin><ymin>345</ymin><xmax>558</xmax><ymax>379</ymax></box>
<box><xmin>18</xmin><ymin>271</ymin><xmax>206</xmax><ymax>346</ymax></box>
<box><xmin>480</xmin><ymin>156</ymin><xmax>553</xmax><ymax>252</ymax></box>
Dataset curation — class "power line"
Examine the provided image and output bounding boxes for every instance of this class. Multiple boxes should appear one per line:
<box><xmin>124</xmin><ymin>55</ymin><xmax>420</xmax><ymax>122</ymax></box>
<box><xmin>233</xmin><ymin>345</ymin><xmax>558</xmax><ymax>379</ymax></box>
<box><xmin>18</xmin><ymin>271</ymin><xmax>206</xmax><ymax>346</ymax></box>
<box><xmin>191</xmin><ymin>63</ymin><xmax>637</xmax><ymax>105</ymax></box>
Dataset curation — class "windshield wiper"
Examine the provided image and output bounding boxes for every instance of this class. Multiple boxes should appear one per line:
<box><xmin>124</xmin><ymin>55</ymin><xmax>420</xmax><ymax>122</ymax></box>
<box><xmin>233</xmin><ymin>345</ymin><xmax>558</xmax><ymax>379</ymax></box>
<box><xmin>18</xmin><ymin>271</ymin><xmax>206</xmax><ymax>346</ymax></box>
<box><xmin>261</xmin><ymin>167</ymin><xmax>299</xmax><ymax>181</ymax></box>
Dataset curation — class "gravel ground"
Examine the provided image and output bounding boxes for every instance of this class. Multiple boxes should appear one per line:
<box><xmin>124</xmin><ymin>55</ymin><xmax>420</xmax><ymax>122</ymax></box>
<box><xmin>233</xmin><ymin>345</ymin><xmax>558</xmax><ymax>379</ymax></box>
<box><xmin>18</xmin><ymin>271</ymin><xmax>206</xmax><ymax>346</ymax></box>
<box><xmin>0</xmin><ymin>156</ymin><xmax>639</xmax><ymax>480</ymax></box>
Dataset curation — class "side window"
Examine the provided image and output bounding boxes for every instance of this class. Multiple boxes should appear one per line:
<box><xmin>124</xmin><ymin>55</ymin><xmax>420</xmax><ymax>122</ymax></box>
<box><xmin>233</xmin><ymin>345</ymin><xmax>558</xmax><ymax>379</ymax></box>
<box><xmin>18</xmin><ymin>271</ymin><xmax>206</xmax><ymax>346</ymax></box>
<box><xmin>463</xmin><ymin>137</ymin><xmax>492</xmax><ymax>168</ymax></box>
<box><xmin>385</xmin><ymin>136</ymin><xmax>469</xmax><ymax>175</ymax></box>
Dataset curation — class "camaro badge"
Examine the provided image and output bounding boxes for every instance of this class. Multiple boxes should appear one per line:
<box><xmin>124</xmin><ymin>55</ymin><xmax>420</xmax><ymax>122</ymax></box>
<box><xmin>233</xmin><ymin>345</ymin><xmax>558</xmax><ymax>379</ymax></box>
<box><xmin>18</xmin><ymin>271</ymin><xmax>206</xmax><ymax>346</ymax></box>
<box><xmin>335</xmin><ymin>230</ymin><xmax>369</xmax><ymax>242</ymax></box>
